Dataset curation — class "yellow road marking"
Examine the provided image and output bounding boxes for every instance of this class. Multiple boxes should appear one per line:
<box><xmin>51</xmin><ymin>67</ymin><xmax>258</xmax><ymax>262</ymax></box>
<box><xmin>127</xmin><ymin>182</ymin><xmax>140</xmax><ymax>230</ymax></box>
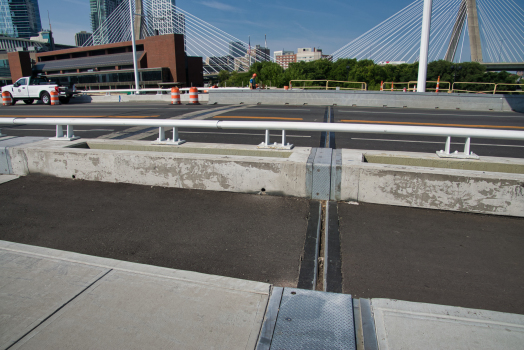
<box><xmin>340</xmin><ymin>119</ymin><xmax>524</xmax><ymax>130</ymax></box>
<box><xmin>0</xmin><ymin>115</ymin><xmax>159</xmax><ymax>118</ymax></box>
<box><xmin>214</xmin><ymin>116</ymin><xmax>303</xmax><ymax>121</ymax></box>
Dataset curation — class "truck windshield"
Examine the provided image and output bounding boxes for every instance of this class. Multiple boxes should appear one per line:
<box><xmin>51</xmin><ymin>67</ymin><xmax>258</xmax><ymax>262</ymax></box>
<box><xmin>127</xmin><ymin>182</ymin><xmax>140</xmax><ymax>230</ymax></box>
<box><xmin>31</xmin><ymin>77</ymin><xmax>50</xmax><ymax>85</ymax></box>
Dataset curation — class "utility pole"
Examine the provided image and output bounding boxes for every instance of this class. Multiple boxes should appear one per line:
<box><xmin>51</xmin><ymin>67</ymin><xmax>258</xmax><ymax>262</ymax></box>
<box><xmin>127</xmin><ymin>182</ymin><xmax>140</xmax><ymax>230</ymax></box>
<box><xmin>417</xmin><ymin>0</ymin><xmax>433</xmax><ymax>92</ymax></box>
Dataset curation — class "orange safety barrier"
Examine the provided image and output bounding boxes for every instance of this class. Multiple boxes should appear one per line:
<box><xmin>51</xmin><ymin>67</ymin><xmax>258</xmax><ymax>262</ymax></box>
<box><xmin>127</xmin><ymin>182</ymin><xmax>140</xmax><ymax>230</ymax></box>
<box><xmin>2</xmin><ymin>91</ymin><xmax>12</xmax><ymax>106</ymax></box>
<box><xmin>436</xmin><ymin>76</ymin><xmax>440</xmax><ymax>93</ymax></box>
<box><xmin>284</xmin><ymin>86</ymin><xmax>289</xmax><ymax>90</ymax></box>
<box><xmin>380</xmin><ymin>81</ymin><xmax>384</xmax><ymax>92</ymax></box>
<box><xmin>188</xmin><ymin>87</ymin><xmax>199</xmax><ymax>104</ymax></box>
<box><xmin>171</xmin><ymin>87</ymin><xmax>181</xmax><ymax>105</ymax></box>
<box><xmin>50</xmin><ymin>90</ymin><xmax>60</xmax><ymax>105</ymax></box>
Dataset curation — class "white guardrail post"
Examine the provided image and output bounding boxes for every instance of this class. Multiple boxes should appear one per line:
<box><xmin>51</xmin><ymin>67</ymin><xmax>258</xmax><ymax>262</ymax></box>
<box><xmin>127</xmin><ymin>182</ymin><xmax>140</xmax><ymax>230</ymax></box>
<box><xmin>1</xmin><ymin>118</ymin><xmax>523</xmax><ymax>159</ymax></box>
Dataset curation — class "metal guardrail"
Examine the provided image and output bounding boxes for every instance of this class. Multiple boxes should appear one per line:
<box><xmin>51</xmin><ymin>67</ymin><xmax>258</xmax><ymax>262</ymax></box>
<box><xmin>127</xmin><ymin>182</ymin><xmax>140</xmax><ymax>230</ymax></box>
<box><xmin>289</xmin><ymin>80</ymin><xmax>367</xmax><ymax>91</ymax></box>
<box><xmin>1</xmin><ymin>117</ymin><xmax>523</xmax><ymax>158</ymax></box>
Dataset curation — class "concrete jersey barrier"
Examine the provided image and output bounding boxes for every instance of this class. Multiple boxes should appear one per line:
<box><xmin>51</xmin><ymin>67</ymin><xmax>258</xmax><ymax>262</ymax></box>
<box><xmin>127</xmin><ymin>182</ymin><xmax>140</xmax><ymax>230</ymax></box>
<box><xmin>208</xmin><ymin>90</ymin><xmax>524</xmax><ymax>112</ymax></box>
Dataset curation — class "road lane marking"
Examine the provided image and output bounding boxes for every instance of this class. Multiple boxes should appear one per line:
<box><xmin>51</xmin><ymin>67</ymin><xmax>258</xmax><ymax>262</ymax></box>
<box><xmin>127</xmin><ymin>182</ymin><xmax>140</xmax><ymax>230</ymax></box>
<box><xmin>0</xmin><ymin>115</ymin><xmax>159</xmax><ymax>118</ymax></box>
<box><xmin>213</xmin><ymin>116</ymin><xmax>303</xmax><ymax>120</ymax></box>
<box><xmin>340</xmin><ymin>119</ymin><xmax>524</xmax><ymax>130</ymax></box>
<box><xmin>248</xmin><ymin>108</ymin><xmax>311</xmax><ymax>111</ymax></box>
<box><xmin>350</xmin><ymin>137</ymin><xmax>524</xmax><ymax>148</ymax></box>
<box><xmin>338</xmin><ymin>110</ymin><xmax>524</xmax><ymax>118</ymax></box>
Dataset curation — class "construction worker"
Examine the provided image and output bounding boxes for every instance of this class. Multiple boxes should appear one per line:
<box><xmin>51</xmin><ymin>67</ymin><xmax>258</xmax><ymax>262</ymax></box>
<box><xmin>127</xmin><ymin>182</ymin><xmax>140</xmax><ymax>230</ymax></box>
<box><xmin>249</xmin><ymin>73</ymin><xmax>257</xmax><ymax>89</ymax></box>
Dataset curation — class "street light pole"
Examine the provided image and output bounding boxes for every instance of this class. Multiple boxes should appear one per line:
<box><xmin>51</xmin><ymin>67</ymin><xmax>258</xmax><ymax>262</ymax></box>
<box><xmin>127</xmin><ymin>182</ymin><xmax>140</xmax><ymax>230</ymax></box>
<box><xmin>417</xmin><ymin>0</ymin><xmax>433</xmax><ymax>92</ymax></box>
<box><xmin>129</xmin><ymin>0</ymin><xmax>140</xmax><ymax>94</ymax></box>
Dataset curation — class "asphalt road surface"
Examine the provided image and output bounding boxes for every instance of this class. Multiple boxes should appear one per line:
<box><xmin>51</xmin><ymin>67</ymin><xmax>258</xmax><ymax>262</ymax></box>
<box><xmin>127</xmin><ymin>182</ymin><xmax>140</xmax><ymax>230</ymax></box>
<box><xmin>1</xmin><ymin>102</ymin><xmax>523</xmax><ymax>157</ymax></box>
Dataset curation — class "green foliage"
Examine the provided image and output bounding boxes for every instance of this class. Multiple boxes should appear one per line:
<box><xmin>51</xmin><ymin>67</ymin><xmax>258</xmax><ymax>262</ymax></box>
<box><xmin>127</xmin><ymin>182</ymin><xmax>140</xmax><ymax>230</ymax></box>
<box><xmin>217</xmin><ymin>59</ymin><xmax>518</xmax><ymax>92</ymax></box>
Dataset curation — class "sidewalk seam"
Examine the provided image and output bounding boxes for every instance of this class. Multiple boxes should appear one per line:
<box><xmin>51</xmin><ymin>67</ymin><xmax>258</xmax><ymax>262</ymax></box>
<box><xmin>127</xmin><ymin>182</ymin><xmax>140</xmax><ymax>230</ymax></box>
<box><xmin>5</xmin><ymin>269</ymin><xmax>113</xmax><ymax>350</ymax></box>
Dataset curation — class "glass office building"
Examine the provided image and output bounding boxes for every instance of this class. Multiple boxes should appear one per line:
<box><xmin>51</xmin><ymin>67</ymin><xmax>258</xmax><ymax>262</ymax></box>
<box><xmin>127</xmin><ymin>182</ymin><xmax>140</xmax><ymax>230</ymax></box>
<box><xmin>90</xmin><ymin>0</ymin><xmax>124</xmax><ymax>44</ymax></box>
<box><xmin>0</xmin><ymin>0</ymin><xmax>42</xmax><ymax>38</ymax></box>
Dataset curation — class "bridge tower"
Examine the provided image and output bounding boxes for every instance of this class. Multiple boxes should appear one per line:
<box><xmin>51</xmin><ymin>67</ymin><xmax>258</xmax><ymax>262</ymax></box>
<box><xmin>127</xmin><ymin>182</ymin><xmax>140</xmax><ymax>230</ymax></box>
<box><xmin>444</xmin><ymin>0</ymin><xmax>483</xmax><ymax>63</ymax></box>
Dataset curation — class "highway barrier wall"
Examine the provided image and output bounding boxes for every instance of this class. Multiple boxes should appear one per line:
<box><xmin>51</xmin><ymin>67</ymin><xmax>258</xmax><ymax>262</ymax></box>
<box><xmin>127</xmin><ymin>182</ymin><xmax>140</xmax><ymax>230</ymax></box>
<box><xmin>3</xmin><ymin>137</ymin><xmax>523</xmax><ymax>217</ymax></box>
<box><xmin>208</xmin><ymin>90</ymin><xmax>524</xmax><ymax>112</ymax></box>
<box><xmin>72</xmin><ymin>93</ymin><xmax>209</xmax><ymax>104</ymax></box>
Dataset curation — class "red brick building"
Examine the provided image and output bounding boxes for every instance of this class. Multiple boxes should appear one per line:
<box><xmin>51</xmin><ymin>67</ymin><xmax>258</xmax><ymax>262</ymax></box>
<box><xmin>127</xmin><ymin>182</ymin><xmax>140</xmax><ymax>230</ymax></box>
<box><xmin>8</xmin><ymin>34</ymin><xmax>203</xmax><ymax>88</ymax></box>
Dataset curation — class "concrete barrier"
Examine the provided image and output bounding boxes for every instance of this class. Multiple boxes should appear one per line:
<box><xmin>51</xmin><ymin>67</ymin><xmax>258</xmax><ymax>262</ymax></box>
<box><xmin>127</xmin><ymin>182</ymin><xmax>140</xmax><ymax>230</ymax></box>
<box><xmin>208</xmin><ymin>90</ymin><xmax>524</xmax><ymax>112</ymax></box>
<box><xmin>71</xmin><ymin>93</ymin><xmax>209</xmax><ymax>104</ymax></box>
<box><xmin>3</xmin><ymin>137</ymin><xmax>523</xmax><ymax>217</ymax></box>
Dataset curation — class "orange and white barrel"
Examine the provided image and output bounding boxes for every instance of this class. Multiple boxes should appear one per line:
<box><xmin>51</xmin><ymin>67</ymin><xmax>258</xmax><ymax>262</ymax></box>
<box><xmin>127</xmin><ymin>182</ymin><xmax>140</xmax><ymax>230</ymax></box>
<box><xmin>436</xmin><ymin>76</ymin><xmax>440</xmax><ymax>93</ymax></box>
<box><xmin>189</xmin><ymin>87</ymin><xmax>199</xmax><ymax>104</ymax></box>
<box><xmin>403</xmin><ymin>87</ymin><xmax>407</xmax><ymax>92</ymax></box>
<box><xmin>50</xmin><ymin>90</ymin><xmax>60</xmax><ymax>105</ymax></box>
<box><xmin>413</xmin><ymin>85</ymin><xmax>417</xmax><ymax>92</ymax></box>
<box><xmin>391</xmin><ymin>82</ymin><xmax>394</xmax><ymax>92</ymax></box>
<box><xmin>2</xmin><ymin>91</ymin><xmax>12</xmax><ymax>106</ymax></box>
<box><xmin>171</xmin><ymin>87</ymin><xmax>181</xmax><ymax>105</ymax></box>
<box><xmin>284</xmin><ymin>86</ymin><xmax>289</xmax><ymax>90</ymax></box>
<box><xmin>380</xmin><ymin>81</ymin><xmax>383</xmax><ymax>92</ymax></box>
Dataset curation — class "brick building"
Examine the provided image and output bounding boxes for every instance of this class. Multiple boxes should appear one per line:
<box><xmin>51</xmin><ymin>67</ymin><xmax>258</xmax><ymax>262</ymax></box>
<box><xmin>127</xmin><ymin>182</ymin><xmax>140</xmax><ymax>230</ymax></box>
<box><xmin>7</xmin><ymin>33</ymin><xmax>203</xmax><ymax>89</ymax></box>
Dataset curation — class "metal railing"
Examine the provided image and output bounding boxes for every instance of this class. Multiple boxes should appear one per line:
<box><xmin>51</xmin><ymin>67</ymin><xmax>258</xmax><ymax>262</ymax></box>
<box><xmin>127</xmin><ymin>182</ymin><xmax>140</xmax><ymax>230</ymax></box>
<box><xmin>289</xmin><ymin>80</ymin><xmax>367</xmax><ymax>91</ymax></box>
<box><xmin>407</xmin><ymin>81</ymin><xmax>451</xmax><ymax>93</ymax></box>
<box><xmin>1</xmin><ymin>117</ymin><xmax>523</xmax><ymax>158</ymax></box>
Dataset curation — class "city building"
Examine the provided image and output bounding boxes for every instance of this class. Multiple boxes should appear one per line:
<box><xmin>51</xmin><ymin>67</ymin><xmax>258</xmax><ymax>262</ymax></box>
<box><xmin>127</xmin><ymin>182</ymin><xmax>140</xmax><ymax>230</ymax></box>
<box><xmin>204</xmin><ymin>55</ymin><xmax>233</xmax><ymax>73</ymax></box>
<box><xmin>75</xmin><ymin>31</ymin><xmax>92</xmax><ymax>47</ymax></box>
<box><xmin>254</xmin><ymin>44</ymin><xmax>270</xmax><ymax>62</ymax></box>
<box><xmin>0</xmin><ymin>0</ymin><xmax>42</xmax><ymax>38</ymax></box>
<box><xmin>228</xmin><ymin>42</ymin><xmax>245</xmax><ymax>58</ymax></box>
<box><xmin>90</xmin><ymin>0</ymin><xmax>124</xmax><ymax>44</ymax></box>
<box><xmin>275</xmin><ymin>50</ymin><xmax>296</xmax><ymax>70</ymax></box>
<box><xmin>274</xmin><ymin>50</ymin><xmax>293</xmax><ymax>61</ymax></box>
<box><xmin>296</xmin><ymin>47</ymin><xmax>330</xmax><ymax>63</ymax></box>
<box><xmin>6</xmin><ymin>33</ymin><xmax>203</xmax><ymax>88</ymax></box>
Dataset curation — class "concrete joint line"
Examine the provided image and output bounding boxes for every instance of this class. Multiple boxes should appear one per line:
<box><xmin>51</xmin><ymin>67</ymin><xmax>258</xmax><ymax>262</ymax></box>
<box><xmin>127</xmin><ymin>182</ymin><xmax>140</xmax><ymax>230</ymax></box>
<box><xmin>356</xmin><ymin>299</ymin><xmax>379</xmax><ymax>350</ymax></box>
<box><xmin>5</xmin><ymin>268</ymin><xmax>113</xmax><ymax>350</ymax></box>
<box><xmin>255</xmin><ymin>286</ymin><xmax>284</xmax><ymax>350</ymax></box>
<box><xmin>324</xmin><ymin>201</ymin><xmax>342</xmax><ymax>293</ymax></box>
<box><xmin>297</xmin><ymin>201</ymin><xmax>322</xmax><ymax>290</ymax></box>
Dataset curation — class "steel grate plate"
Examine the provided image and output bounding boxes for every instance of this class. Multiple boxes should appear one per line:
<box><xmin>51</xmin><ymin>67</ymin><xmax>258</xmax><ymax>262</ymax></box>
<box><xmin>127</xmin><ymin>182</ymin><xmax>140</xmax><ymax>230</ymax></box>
<box><xmin>270</xmin><ymin>288</ymin><xmax>355</xmax><ymax>350</ymax></box>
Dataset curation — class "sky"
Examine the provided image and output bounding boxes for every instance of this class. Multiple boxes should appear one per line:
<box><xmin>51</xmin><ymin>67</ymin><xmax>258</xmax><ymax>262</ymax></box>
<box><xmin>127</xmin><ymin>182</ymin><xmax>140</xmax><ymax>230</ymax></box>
<box><xmin>36</xmin><ymin>0</ymin><xmax>417</xmax><ymax>55</ymax></box>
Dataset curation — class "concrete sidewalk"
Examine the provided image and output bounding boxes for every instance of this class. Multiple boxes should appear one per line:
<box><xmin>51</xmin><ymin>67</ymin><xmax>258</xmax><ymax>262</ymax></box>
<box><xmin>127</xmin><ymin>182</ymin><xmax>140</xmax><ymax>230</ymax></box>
<box><xmin>0</xmin><ymin>240</ymin><xmax>269</xmax><ymax>350</ymax></box>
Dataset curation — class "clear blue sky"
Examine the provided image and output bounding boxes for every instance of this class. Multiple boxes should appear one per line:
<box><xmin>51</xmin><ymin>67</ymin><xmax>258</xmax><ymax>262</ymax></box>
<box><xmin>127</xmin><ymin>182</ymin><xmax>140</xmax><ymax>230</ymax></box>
<box><xmin>37</xmin><ymin>0</ymin><xmax>417</xmax><ymax>54</ymax></box>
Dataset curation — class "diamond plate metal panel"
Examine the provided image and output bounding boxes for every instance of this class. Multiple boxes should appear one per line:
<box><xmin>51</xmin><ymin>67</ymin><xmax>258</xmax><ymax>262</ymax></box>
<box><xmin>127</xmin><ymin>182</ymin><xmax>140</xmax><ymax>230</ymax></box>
<box><xmin>270</xmin><ymin>288</ymin><xmax>355</xmax><ymax>350</ymax></box>
<box><xmin>312</xmin><ymin>148</ymin><xmax>332</xmax><ymax>200</ymax></box>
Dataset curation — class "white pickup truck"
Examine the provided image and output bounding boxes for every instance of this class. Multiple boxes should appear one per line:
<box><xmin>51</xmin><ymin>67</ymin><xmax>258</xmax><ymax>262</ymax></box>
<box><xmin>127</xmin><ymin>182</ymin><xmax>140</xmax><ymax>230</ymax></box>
<box><xmin>1</xmin><ymin>76</ymin><xmax>77</xmax><ymax>105</ymax></box>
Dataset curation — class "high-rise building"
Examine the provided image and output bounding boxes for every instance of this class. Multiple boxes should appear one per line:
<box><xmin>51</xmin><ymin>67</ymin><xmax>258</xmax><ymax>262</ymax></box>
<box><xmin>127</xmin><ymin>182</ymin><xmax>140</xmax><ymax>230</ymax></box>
<box><xmin>90</xmin><ymin>0</ymin><xmax>124</xmax><ymax>44</ymax></box>
<box><xmin>229</xmin><ymin>42</ymin><xmax>245</xmax><ymax>58</ymax></box>
<box><xmin>0</xmin><ymin>0</ymin><xmax>42</xmax><ymax>38</ymax></box>
<box><xmin>75</xmin><ymin>31</ymin><xmax>92</xmax><ymax>47</ymax></box>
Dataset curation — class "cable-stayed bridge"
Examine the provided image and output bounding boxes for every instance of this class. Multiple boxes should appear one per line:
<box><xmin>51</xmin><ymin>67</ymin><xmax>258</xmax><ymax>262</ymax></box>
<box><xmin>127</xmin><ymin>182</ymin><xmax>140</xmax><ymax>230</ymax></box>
<box><xmin>84</xmin><ymin>0</ymin><xmax>524</xmax><ymax>74</ymax></box>
<box><xmin>83</xmin><ymin>0</ymin><xmax>272</xmax><ymax>75</ymax></box>
<box><xmin>332</xmin><ymin>0</ymin><xmax>524</xmax><ymax>70</ymax></box>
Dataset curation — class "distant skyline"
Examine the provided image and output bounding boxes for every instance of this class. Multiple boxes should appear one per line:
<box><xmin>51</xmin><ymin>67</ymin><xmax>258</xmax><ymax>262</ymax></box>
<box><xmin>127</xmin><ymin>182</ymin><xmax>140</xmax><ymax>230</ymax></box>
<box><xmin>37</xmin><ymin>0</ymin><xmax>418</xmax><ymax>55</ymax></box>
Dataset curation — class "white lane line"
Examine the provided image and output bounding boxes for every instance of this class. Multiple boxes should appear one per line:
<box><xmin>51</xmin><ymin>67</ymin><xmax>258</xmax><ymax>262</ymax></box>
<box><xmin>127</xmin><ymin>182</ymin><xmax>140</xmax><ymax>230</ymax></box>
<box><xmin>351</xmin><ymin>137</ymin><xmax>524</xmax><ymax>148</ymax></box>
<box><xmin>4</xmin><ymin>128</ymin><xmax>114</xmax><ymax>132</ymax></box>
<box><xmin>179</xmin><ymin>131</ymin><xmax>311</xmax><ymax>138</ymax></box>
<box><xmin>248</xmin><ymin>108</ymin><xmax>311</xmax><ymax>111</ymax></box>
<box><xmin>338</xmin><ymin>110</ymin><xmax>524</xmax><ymax>118</ymax></box>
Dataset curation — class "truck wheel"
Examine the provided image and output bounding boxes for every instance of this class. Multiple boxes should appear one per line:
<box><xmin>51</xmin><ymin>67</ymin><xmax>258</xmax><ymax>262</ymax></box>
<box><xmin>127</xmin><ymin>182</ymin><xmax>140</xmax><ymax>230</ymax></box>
<box><xmin>9</xmin><ymin>93</ymin><xmax>16</xmax><ymax>105</ymax></box>
<box><xmin>23</xmin><ymin>99</ymin><xmax>34</xmax><ymax>105</ymax></box>
<box><xmin>41</xmin><ymin>92</ymin><xmax>50</xmax><ymax>105</ymax></box>
<box><xmin>59</xmin><ymin>97</ymin><xmax>70</xmax><ymax>104</ymax></box>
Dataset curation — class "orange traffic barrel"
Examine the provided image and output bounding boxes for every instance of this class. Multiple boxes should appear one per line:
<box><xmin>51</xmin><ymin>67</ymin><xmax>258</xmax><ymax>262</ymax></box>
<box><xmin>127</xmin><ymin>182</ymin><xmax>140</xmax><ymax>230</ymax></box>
<box><xmin>189</xmin><ymin>87</ymin><xmax>199</xmax><ymax>104</ymax></box>
<box><xmin>171</xmin><ymin>87</ymin><xmax>181</xmax><ymax>105</ymax></box>
<box><xmin>50</xmin><ymin>90</ymin><xmax>60</xmax><ymax>105</ymax></box>
<box><xmin>2</xmin><ymin>91</ymin><xmax>12</xmax><ymax>106</ymax></box>
<box><xmin>284</xmin><ymin>86</ymin><xmax>289</xmax><ymax>90</ymax></box>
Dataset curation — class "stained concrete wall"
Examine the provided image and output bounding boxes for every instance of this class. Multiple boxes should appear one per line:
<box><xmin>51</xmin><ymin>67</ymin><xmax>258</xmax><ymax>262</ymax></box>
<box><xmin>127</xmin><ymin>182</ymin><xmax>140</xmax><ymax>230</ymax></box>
<box><xmin>72</xmin><ymin>93</ymin><xmax>209</xmax><ymax>104</ymax></box>
<box><xmin>5</xmin><ymin>138</ymin><xmax>524</xmax><ymax>217</ymax></box>
<box><xmin>7</xmin><ymin>139</ymin><xmax>310</xmax><ymax>198</ymax></box>
<box><xmin>208</xmin><ymin>90</ymin><xmax>524</xmax><ymax>112</ymax></box>
<box><xmin>340</xmin><ymin>150</ymin><xmax>524</xmax><ymax>217</ymax></box>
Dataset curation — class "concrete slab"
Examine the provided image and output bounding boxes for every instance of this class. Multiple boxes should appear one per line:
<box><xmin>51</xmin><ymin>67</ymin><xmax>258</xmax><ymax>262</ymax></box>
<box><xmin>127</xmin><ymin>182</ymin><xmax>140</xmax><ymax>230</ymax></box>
<box><xmin>0</xmin><ymin>174</ymin><xmax>18</xmax><ymax>184</ymax></box>
<box><xmin>371</xmin><ymin>299</ymin><xmax>524</xmax><ymax>350</ymax></box>
<box><xmin>0</xmin><ymin>247</ymin><xmax>109</xmax><ymax>350</ymax></box>
<box><xmin>1</xmin><ymin>240</ymin><xmax>270</xmax><ymax>350</ymax></box>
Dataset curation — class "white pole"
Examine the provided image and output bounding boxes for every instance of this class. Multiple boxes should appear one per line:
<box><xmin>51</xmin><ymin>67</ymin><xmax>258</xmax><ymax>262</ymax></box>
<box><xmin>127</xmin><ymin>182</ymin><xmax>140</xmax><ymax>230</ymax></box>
<box><xmin>129</xmin><ymin>0</ymin><xmax>139</xmax><ymax>94</ymax></box>
<box><xmin>417</xmin><ymin>0</ymin><xmax>433</xmax><ymax>93</ymax></box>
